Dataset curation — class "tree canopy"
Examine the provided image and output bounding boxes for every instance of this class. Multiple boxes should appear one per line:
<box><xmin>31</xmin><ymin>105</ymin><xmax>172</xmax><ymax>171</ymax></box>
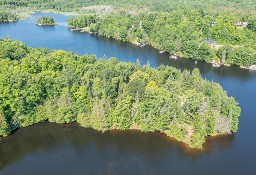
<box><xmin>36</xmin><ymin>16</ymin><xmax>55</xmax><ymax>25</ymax></box>
<box><xmin>1</xmin><ymin>0</ymin><xmax>255</xmax><ymax>67</ymax></box>
<box><xmin>0</xmin><ymin>11</ymin><xmax>17</xmax><ymax>22</ymax></box>
<box><xmin>0</xmin><ymin>38</ymin><xmax>241</xmax><ymax>148</ymax></box>
<box><xmin>0</xmin><ymin>0</ymin><xmax>255</xmax><ymax>16</ymax></box>
<box><xmin>68</xmin><ymin>11</ymin><xmax>256</xmax><ymax>67</ymax></box>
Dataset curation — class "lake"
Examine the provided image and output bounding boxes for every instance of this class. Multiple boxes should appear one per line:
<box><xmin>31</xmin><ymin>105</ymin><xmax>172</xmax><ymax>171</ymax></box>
<box><xmin>0</xmin><ymin>13</ymin><xmax>256</xmax><ymax>175</ymax></box>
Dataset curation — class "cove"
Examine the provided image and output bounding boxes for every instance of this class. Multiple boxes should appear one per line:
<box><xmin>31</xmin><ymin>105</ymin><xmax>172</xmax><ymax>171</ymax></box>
<box><xmin>0</xmin><ymin>13</ymin><xmax>256</xmax><ymax>175</ymax></box>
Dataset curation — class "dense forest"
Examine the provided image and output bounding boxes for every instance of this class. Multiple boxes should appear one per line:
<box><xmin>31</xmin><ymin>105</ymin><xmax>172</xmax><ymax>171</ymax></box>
<box><xmin>36</xmin><ymin>16</ymin><xmax>55</xmax><ymax>25</ymax></box>
<box><xmin>1</xmin><ymin>0</ymin><xmax>255</xmax><ymax>67</ymax></box>
<box><xmin>0</xmin><ymin>11</ymin><xmax>17</xmax><ymax>22</ymax></box>
<box><xmin>68</xmin><ymin>12</ymin><xmax>256</xmax><ymax>67</ymax></box>
<box><xmin>0</xmin><ymin>38</ymin><xmax>240</xmax><ymax>148</ymax></box>
<box><xmin>0</xmin><ymin>0</ymin><xmax>256</xmax><ymax>16</ymax></box>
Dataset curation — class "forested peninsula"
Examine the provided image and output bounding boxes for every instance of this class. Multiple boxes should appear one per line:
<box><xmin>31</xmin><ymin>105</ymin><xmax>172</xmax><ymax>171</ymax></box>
<box><xmin>0</xmin><ymin>39</ymin><xmax>241</xmax><ymax>148</ymax></box>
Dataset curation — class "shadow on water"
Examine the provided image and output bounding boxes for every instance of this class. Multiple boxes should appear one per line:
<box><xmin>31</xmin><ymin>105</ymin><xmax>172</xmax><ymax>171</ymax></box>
<box><xmin>0</xmin><ymin>122</ymin><xmax>234</xmax><ymax>172</ymax></box>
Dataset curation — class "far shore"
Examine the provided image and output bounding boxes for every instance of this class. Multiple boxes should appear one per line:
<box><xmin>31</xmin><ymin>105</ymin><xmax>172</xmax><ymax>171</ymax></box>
<box><xmin>68</xmin><ymin>26</ymin><xmax>256</xmax><ymax>71</ymax></box>
<box><xmin>5</xmin><ymin>10</ymin><xmax>256</xmax><ymax>71</ymax></box>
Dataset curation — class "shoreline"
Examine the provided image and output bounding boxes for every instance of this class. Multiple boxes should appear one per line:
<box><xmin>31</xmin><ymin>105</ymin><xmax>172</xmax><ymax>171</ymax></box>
<box><xmin>0</xmin><ymin>39</ymin><xmax>241</xmax><ymax>150</ymax></box>
<box><xmin>68</xmin><ymin>27</ymin><xmax>256</xmax><ymax>70</ymax></box>
<box><xmin>11</xmin><ymin>11</ymin><xmax>256</xmax><ymax>71</ymax></box>
<box><xmin>0</xmin><ymin>120</ymin><xmax>233</xmax><ymax>150</ymax></box>
<box><xmin>0</xmin><ymin>18</ymin><xmax>18</xmax><ymax>23</ymax></box>
<box><xmin>35</xmin><ymin>23</ymin><xmax>55</xmax><ymax>26</ymax></box>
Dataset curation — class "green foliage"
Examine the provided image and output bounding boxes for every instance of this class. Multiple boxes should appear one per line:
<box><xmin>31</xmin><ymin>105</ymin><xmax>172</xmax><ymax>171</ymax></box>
<box><xmin>190</xmin><ymin>133</ymin><xmax>205</xmax><ymax>149</ymax></box>
<box><xmin>209</xmin><ymin>14</ymin><xmax>240</xmax><ymax>44</ymax></box>
<box><xmin>0</xmin><ymin>11</ymin><xmax>17</xmax><ymax>22</ymax></box>
<box><xmin>216</xmin><ymin>45</ymin><xmax>233</xmax><ymax>64</ymax></box>
<box><xmin>0</xmin><ymin>109</ymin><xmax>10</xmax><ymax>137</ymax></box>
<box><xmin>0</xmin><ymin>39</ymin><xmax>241</xmax><ymax>148</ymax></box>
<box><xmin>181</xmin><ymin>41</ymin><xmax>199</xmax><ymax>59</ymax></box>
<box><xmin>0</xmin><ymin>38</ymin><xmax>29</xmax><ymax>60</ymax></box>
<box><xmin>36</xmin><ymin>16</ymin><xmax>55</xmax><ymax>25</ymax></box>
<box><xmin>1</xmin><ymin>0</ymin><xmax>255</xmax><ymax>67</ymax></box>
<box><xmin>247</xmin><ymin>19</ymin><xmax>256</xmax><ymax>32</ymax></box>
<box><xmin>1</xmin><ymin>0</ymin><xmax>255</xmax><ymax>17</ymax></box>
<box><xmin>164</xmin><ymin>123</ymin><xmax>190</xmax><ymax>143</ymax></box>
<box><xmin>136</xmin><ymin>86</ymin><xmax>173</xmax><ymax>132</ymax></box>
<box><xmin>110</xmin><ymin>95</ymin><xmax>133</xmax><ymax>130</ymax></box>
<box><xmin>68</xmin><ymin>10</ymin><xmax>256</xmax><ymax>67</ymax></box>
<box><xmin>68</xmin><ymin>15</ymin><xmax>96</xmax><ymax>29</ymax></box>
<box><xmin>197</xmin><ymin>44</ymin><xmax>215</xmax><ymax>62</ymax></box>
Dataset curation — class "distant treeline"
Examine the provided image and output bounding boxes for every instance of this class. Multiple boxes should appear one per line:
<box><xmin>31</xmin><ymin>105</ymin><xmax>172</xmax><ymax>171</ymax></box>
<box><xmin>0</xmin><ymin>0</ymin><xmax>256</xmax><ymax>16</ymax></box>
<box><xmin>68</xmin><ymin>11</ymin><xmax>256</xmax><ymax>67</ymax></box>
<box><xmin>0</xmin><ymin>38</ymin><xmax>241</xmax><ymax>148</ymax></box>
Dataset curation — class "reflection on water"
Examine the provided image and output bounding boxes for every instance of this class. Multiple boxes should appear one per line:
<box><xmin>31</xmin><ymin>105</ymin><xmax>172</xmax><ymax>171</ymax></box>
<box><xmin>0</xmin><ymin>122</ymin><xmax>235</xmax><ymax>175</ymax></box>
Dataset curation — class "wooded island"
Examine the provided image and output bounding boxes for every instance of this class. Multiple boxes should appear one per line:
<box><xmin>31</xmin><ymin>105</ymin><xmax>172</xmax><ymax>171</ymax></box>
<box><xmin>36</xmin><ymin>16</ymin><xmax>55</xmax><ymax>26</ymax></box>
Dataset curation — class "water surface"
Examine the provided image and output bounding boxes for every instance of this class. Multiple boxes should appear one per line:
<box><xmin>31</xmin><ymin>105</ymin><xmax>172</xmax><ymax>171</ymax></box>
<box><xmin>0</xmin><ymin>13</ymin><xmax>256</xmax><ymax>175</ymax></box>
